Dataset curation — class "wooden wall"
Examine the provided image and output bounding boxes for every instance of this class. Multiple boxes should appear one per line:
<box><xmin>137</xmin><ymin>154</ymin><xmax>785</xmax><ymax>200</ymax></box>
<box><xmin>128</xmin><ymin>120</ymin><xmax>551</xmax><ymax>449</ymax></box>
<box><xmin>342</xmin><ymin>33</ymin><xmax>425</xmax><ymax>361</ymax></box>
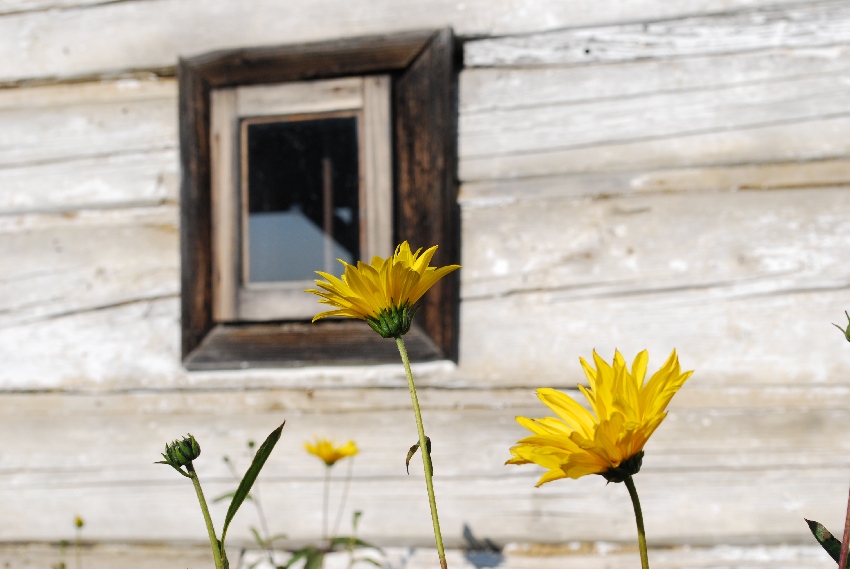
<box><xmin>1</xmin><ymin>0</ymin><xmax>849</xmax><ymax>567</ymax></box>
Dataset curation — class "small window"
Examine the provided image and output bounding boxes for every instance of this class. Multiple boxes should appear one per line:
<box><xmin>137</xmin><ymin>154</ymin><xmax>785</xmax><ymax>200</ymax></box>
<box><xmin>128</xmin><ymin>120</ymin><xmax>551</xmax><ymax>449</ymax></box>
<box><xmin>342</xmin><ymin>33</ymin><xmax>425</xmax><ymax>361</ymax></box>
<box><xmin>179</xmin><ymin>30</ymin><xmax>460</xmax><ymax>369</ymax></box>
<box><xmin>210</xmin><ymin>76</ymin><xmax>392</xmax><ymax>322</ymax></box>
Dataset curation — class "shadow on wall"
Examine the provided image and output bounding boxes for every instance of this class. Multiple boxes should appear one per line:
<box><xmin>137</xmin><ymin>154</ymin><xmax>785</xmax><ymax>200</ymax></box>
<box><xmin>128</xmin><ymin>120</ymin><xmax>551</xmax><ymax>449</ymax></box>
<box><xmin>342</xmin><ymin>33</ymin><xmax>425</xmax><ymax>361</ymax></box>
<box><xmin>463</xmin><ymin>524</ymin><xmax>504</xmax><ymax>569</ymax></box>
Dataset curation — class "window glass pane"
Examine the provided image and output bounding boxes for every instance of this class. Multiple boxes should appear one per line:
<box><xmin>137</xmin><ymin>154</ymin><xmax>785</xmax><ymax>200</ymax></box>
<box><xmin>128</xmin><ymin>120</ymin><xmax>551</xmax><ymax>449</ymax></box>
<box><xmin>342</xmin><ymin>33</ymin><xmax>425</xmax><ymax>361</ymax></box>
<box><xmin>244</xmin><ymin>115</ymin><xmax>360</xmax><ymax>283</ymax></box>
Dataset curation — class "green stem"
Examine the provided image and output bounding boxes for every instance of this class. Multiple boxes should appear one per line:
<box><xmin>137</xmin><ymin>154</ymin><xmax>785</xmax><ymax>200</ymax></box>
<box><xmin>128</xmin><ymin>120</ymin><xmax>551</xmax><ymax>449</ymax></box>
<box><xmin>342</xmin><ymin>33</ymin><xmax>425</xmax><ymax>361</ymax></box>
<box><xmin>187</xmin><ymin>463</ymin><xmax>225</xmax><ymax>569</ymax></box>
<box><xmin>395</xmin><ymin>337</ymin><xmax>448</xmax><ymax>569</ymax></box>
<box><xmin>323</xmin><ymin>465</ymin><xmax>331</xmax><ymax>543</ymax></box>
<box><xmin>624</xmin><ymin>475</ymin><xmax>649</xmax><ymax>569</ymax></box>
<box><xmin>332</xmin><ymin>456</ymin><xmax>355</xmax><ymax>539</ymax></box>
<box><xmin>75</xmin><ymin>527</ymin><xmax>82</xmax><ymax>569</ymax></box>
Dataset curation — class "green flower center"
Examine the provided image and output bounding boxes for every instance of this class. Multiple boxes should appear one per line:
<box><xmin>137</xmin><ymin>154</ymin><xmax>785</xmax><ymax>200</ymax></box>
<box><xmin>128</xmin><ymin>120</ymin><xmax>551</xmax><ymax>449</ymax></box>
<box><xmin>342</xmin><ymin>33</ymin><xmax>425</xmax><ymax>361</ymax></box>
<box><xmin>366</xmin><ymin>302</ymin><xmax>419</xmax><ymax>338</ymax></box>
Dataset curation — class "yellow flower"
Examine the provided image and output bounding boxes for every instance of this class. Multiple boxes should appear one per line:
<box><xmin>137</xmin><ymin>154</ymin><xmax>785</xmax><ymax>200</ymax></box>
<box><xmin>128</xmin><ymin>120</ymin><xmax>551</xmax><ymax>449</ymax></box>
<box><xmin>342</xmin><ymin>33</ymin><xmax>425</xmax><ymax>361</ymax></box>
<box><xmin>305</xmin><ymin>438</ymin><xmax>359</xmax><ymax>467</ymax></box>
<box><xmin>507</xmin><ymin>349</ymin><xmax>692</xmax><ymax>486</ymax></box>
<box><xmin>306</xmin><ymin>241</ymin><xmax>460</xmax><ymax>338</ymax></box>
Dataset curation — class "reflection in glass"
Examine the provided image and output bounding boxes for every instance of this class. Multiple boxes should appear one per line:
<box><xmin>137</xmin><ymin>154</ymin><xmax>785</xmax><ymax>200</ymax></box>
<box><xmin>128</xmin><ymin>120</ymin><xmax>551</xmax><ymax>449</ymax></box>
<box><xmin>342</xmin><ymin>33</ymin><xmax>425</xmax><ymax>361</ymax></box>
<box><xmin>244</xmin><ymin>115</ymin><xmax>360</xmax><ymax>283</ymax></box>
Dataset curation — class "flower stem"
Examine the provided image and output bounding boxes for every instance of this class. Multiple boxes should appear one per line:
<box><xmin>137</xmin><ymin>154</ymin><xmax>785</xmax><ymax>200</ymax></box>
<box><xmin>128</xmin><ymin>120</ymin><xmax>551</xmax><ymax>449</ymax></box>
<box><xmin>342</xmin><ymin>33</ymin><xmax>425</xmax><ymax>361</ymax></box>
<box><xmin>75</xmin><ymin>526</ymin><xmax>82</xmax><ymax>569</ymax></box>
<box><xmin>323</xmin><ymin>464</ymin><xmax>331</xmax><ymax>543</ymax></box>
<box><xmin>395</xmin><ymin>336</ymin><xmax>448</xmax><ymax>569</ymax></box>
<box><xmin>332</xmin><ymin>456</ymin><xmax>355</xmax><ymax>539</ymax></box>
<box><xmin>839</xmin><ymin>483</ymin><xmax>850</xmax><ymax>569</ymax></box>
<box><xmin>187</xmin><ymin>463</ymin><xmax>225</xmax><ymax>569</ymax></box>
<box><xmin>624</xmin><ymin>475</ymin><xmax>649</xmax><ymax>569</ymax></box>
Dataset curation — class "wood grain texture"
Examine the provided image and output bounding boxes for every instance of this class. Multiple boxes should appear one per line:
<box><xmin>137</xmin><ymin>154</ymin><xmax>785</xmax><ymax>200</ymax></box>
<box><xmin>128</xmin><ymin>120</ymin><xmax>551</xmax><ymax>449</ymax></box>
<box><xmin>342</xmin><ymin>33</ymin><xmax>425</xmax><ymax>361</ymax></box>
<box><xmin>460</xmin><ymin>115</ymin><xmax>850</xmax><ymax>182</ymax></box>
<box><xmin>459</xmin><ymin>72</ymin><xmax>850</xmax><ymax>162</ymax></box>
<box><xmin>0</xmin><ymin>388</ymin><xmax>847</xmax><ymax>545</ymax></box>
<box><xmin>0</xmin><ymin>78</ymin><xmax>175</xmax><ymax>169</ymax></box>
<box><xmin>185</xmin><ymin>321</ymin><xmax>444</xmax><ymax>370</ymax></box>
<box><xmin>0</xmin><ymin>0</ymin><xmax>108</xmax><ymax>15</ymax></box>
<box><xmin>460</xmin><ymin>46</ymin><xmax>850</xmax><ymax>115</ymax></box>
<box><xmin>186</xmin><ymin>30</ymin><xmax>435</xmax><ymax>89</ymax></box>
<box><xmin>458</xmin><ymin>188</ymin><xmax>850</xmax><ymax>385</ymax></box>
<box><xmin>460</xmin><ymin>160</ymin><xmax>850</xmax><ymax>204</ymax></box>
<box><xmin>460</xmin><ymin>288</ymin><xmax>850</xmax><ymax>387</ymax></box>
<box><xmin>2</xmin><ymin>186</ymin><xmax>849</xmax><ymax>388</ymax></box>
<box><xmin>179</xmin><ymin>56</ymin><xmax>214</xmax><ymax>360</ymax></box>
<box><xmin>461</xmin><ymin>187</ymin><xmax>850</xmax><ymax>301</ymax></box>
<box><xmin>0</xmin><ymin>206</ymin><xmax>178</xmax><ymax>328</ymax></box>
<box><xmin>0</xmin><ymin>0</ymin><xmax>814</xmax><ymax>83</ymax></box>
<box><xmin>394</xmin><ymin>28</ymin><xmax>461</xmax><ymax>362</ymax></box>
<box><xmin>0</xmin><ymin>149</ymin><xmax>177</xmax><ymax>215</ymax></box>
<box><xmin>465</xmin><ymin>1</ymin><xmax>850</xmax><ymax>67</ymax></box>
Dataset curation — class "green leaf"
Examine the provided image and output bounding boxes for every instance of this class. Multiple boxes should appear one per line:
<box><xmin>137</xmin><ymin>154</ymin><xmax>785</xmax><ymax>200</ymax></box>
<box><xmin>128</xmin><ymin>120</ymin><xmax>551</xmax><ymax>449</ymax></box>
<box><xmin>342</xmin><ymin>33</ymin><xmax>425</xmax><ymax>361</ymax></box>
<box><xmin>214</xmin><ymin>491</ymin><xmax>251</xmax><ymax>504</ymax></box>
<box><xmin>304</xmin><ymin>551</ymin><xmax>325</xmax><ymax>569</ymax></box>
<box><xmin>221</xmin><ymin>422</ymin><xmax>285</xmax><ymax>544</ymax></box>
<box><xmin>805</xmin><ymin>518</ymin><xmax>848</xmax><ymax>564</ymax></box>
<box><xmin>283</xmin><ymin>548</ymin><xmax>314</xmax><ymax>569</ymax></box>
<box><xmin>329</xmin><ymin>537</ymin><xmax>382</xmax><ymax>552</ymax></box>
<box><xmin>250</xmin><ymin>527</ymin><xmax>266</xmax><ymax>547</ymax></box>
<box><xmin>405</xmin><ymin>437</ymin><xmax>432</xmax><ymax>476</ymax></box>
<box><xmin>353</xmin><ymin>557</ymin><xmax>383</xmax><ymax>568</ymax></box>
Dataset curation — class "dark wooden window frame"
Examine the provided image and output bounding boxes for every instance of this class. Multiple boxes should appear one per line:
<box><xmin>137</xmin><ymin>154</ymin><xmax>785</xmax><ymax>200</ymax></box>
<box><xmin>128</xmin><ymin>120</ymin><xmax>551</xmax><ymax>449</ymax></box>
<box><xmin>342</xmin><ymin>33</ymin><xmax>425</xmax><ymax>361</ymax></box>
<box><xmin>179</xmin><ymin>29</ymin><xmax>460</xmax><ymax>370</ymax></box>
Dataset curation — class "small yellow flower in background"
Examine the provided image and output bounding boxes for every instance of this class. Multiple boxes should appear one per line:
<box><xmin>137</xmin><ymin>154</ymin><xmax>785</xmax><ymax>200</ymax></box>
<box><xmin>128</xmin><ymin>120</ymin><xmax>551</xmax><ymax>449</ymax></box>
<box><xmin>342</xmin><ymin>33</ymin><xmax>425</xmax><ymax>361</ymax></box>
<box><xmin>305</xmin><ymin>438</ymin><xmax>359</xmax><ymax>467</ymax></box>
<box><xmin>508</xmin><ymin>349</ymin><xmax>693</xmax><ymax>486</ymax></box>
<box><xmin>306</xmin><ymin>241</ymin><xmax>460</xmax><ymax>338</ymax></box>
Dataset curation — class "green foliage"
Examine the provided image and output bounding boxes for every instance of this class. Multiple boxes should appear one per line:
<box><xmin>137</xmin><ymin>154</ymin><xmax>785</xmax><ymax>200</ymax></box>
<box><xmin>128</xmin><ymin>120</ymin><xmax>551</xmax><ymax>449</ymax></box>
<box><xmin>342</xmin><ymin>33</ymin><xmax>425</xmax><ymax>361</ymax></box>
<box><xmin>406</xmin><ymin>437</ymin><xmax>432</xmax><ymax>476</ymax></box>
<box><xmin>222</xmin><ymin>422</ymin><xmax>286</xmax><ymax>544</ymax></box>
<box><xmin>833</xmin><ymin>310</ymin><xmax>850</xmax><ymax>342</ymax></box>
<box><xmin>806</xmin><ymin>518</ymin><xmax>849</xmax><ymax>565</ymax></box>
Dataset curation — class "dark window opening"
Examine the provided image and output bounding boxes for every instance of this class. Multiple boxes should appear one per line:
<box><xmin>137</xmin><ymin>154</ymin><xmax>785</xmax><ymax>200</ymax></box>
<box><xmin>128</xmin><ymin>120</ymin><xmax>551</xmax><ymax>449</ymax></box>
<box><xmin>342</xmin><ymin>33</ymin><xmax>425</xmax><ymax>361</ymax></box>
<box><xmin>244</xmin><ymin>115</ymin><xmax>361</xmax><ymax>283</ymax></box>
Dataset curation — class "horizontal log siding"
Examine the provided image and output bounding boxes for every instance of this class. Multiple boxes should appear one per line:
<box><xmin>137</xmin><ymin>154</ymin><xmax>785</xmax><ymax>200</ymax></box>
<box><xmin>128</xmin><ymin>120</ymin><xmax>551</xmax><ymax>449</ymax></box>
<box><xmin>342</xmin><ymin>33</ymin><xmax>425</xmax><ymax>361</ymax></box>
<box><xmin>0</xmin><ymin>0</ymin><xmax>848</xmax><ymax>563</ymax></box>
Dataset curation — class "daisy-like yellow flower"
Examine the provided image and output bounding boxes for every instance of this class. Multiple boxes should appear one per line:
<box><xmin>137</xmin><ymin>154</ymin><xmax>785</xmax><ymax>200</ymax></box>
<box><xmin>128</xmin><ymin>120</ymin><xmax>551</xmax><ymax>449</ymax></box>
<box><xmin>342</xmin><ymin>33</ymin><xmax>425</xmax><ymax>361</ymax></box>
<box><xmin>305</xmin><ymin>438</ymin><xmax>359</xmax><ymax>467</ymax></box>
<box><xmin>306</xmin><ymin>241</ymin><xmax>460</xmax><ymax>338</ymax></box>
<box><xmin>508</xmin><ymin>349</ymin><xmax>693</xmax><ymax>487</ymax></box>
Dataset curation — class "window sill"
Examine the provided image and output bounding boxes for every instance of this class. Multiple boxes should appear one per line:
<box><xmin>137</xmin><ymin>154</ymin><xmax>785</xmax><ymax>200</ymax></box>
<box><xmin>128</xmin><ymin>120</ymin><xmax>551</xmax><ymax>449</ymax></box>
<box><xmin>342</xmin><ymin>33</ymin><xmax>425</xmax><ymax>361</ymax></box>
<box><xmin>184</xmin><ymin>320</ymin><xmax>443</xmax><ymax>370</ymax></box>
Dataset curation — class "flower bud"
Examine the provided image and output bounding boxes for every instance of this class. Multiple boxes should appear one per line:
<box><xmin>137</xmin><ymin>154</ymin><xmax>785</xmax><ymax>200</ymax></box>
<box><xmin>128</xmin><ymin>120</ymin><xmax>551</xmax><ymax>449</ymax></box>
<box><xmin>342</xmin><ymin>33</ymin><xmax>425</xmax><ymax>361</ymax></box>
<box><xmin>157</xmin><ymin>434</ymin><xmax>201</xmax><ymax>475</ymax></box>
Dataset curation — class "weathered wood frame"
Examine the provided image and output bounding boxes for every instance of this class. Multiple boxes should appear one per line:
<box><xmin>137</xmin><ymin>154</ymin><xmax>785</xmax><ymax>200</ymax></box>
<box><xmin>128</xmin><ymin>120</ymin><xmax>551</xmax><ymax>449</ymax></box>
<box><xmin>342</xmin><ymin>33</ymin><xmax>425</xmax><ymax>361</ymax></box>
<box><xmin>179</xmin><ymin>29</ymin><xmax>460</xmax><ymax>369</ymax></box>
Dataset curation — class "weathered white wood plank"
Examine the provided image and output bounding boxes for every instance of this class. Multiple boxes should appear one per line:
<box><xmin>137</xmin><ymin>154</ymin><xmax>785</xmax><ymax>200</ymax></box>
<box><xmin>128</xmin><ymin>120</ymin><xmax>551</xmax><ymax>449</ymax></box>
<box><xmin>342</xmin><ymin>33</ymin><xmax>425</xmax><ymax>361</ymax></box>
<box><xmin>461</xmin><ymin>187</ymin><xmax>850</xmax><ymax>299</ymax></box>
<box><xmin>459</xmin><ymin>115</ymin><xmax>850</xmax><ymax>181</ymax></box>
<box><xmin>460</xmin><ymin>46</ymin><xmax>850</xmax><ymax>114</ymax></box>
<box><xmin>459</xmin><ymin>190</ymin><xmax>850</xmax><ymax>385</ymax></box>
<box><xmin>459</xmin><ymin>73</ymin><xmax>850</xmax><ymax>160</ymax></box>
<box><xmin>460</xmin><ymin>160</ymin><xmax>850</xmax><ymax>204</ymax></box>
<box><xmin>2</xmin><ymin>186</ymin><xmax>849</xmax><ymax>389</ymax></box>
<box><xmin>460</xmin><ymin>287</ymin><xmax>850</xmax><ymax>387</ymax></box>
<box><xmin>0</xmin><ymin>543</ymin><xmax>214</xmax><ymax>569</ymax></box>
<box><xmin>465</xmin><ymin>1</ymin><xmax>850</xmax><ymax>67</ymax></box>
<box><xmin>0</xmin><ymin>0</ymin><xmax>108</xmax><ymax>16</ymax></box>
<box><xmin>0</xmin><ymin>296</ymin><xmax>460</xmax><ymax>390</ymax></box>
<box><xmin>0</xmin><ymin>206</ymin><xmax>178</xmax><ymax>327</ymax></box>
<box><xmin>4</xmin><ymin>271</ymin><xmax>845</xmax><ymax>391</ymax></box>
<box><xmin>0</xmin><ymin>389</ymin><xmax>847</xmax><ymax>544</ymax></box>
<box><xmin>0</xmin><ymin>0</ymin><xmax>823</xmax><ymax>83</ymax></box>
<box><xmin>0</xmin><ymin>77</ymin><xmax>175</xmax><ymax>168</ymax></box>
<box><xmin>0</xmin><ymin>543</ymin><xmax>835</xmax><ymax>569</ymax></box>
<box><xmin>0</xmin><ymin>149</ymin><xmax>177</xmax><ymax>215</ymax></box>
